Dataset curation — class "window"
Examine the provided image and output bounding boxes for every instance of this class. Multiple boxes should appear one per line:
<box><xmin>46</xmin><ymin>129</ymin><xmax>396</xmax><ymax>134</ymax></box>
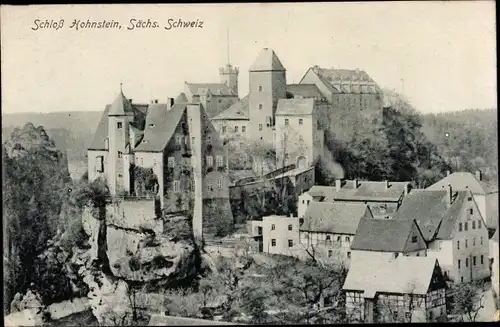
<box><xmin>328</xmin><ymin>250</ymin><xmax>333</xmax><ymax>258</ymax></box>
<box><xmin>458</xmin><ymin>259</ymin><xmax>461</xmax><ymax>269</ymax></box>
<box><xmin>118</xmin><ymin>174</ymin><xmax>123</xmax><ymax>178</ymax></box>
<box><xmin>216</xmin><ymin>155</ymin><xmax>224</xmax><ymax>167</ymax></box>
<box><xmin>176</xmin><ymin>135</ymin><xmax>182</xmax><ymax>145</ymax></box>
<box><xmin>191</xmin><ymin>181</ymin><xmax>195</xmax><ymax>192</ymax></box>
<box><xmin>461</xmin><ymin>276</ymin><xmax>464</xmax><ymax>283</ymax></box>
<box><xmin>191</xmin><ymin>136</ymin><xmax>195</xmax><ymax>144</ymax></box>
<box><xmin>481</xmin><ymin>236</ymin><xmax>483</xmax><ymax>245</ymax></box>
<box><xmin>235</xmin><ymin>126</ymin><xmax>239</xmax><ymax>133</ymax></box>
<box><xmin>259</xmin><ymin>104</ymin><xmax>263</xmax><ymax>110</ymax></box>
<box><xmin>347</xmin><ymin>251</ymin><xmax>351</xmax><ymax>258</ymax></box>
<box><xmin>412</xmin><ymin>236</ymin><xmax>418</xmax><ymax>243</ymax></box>
<box><xmin>457</xmin><ymin>241</ymin><xmax>460</xmax><ymax>250</ymax></box>
<box><xmin>299</xmin><ymin>118</ymin><xmax>303</xmax><ymax>125</ymax></box>
<box><xmin>242</xmin><ymin>126</ymin><xmax>246</xmax><ymax>133</ymax></box>
<box><xmin>473</xmin><ymin>237</ymin><xmax>476</xmax><ymax>246</ymax></box>
<box><xmin>206</xmin><ymin>156</ymin><xmax>213</xmax><ymax>167</ymax></box>
<box><xmin>95</xmin><ymin>156</ymin><xmax>104</xmax><ymax>173</ymax></box>
<box><xmin>173</xmin><ymin>180</ymin><xmax>180</xmax><ymax>192</ymax></box>
<box><xmin>168</xmin><ymin>157</ymin><xmax>175</xmax><ymax>168</ymax></box>
<box><xmin>473</xmin><ymin>256</ymin><xmax>476</xmax><ymax>266</ymax></box>
<box><xmin>465</xmin><ymin>222</ymin><xmax>468</xmax><ymax>231</ymax></box>
<box><xmin>326</xmin><ymin>235</ymin><xmax>331</xmax><ymax>241</ymax></box>
<box><xmin>288</xmin><ymin>239</ymin><xmax>294</xmax><ymax>247</ymax></box>
<box><xmin>472</xmin><ymin>221</ymin><xmax>476</xmax><ymax>229</ymax></box>
<box><xmin>416</xmin><ymin>252</ymin><xmax>420</xmax><ymax>257</ymax></box>
<box><xmin>465</xmin><ymin>239</ymin><xmax>468</xmax><ymax>248</ymax></box>
<box><xmin>469</xmin><ymin>208</ymin><xmax>473</xmax><ymax>215</ymax></box>
<box><xmin>459</xmin><ymin>222</ymin><xmax>463</xmax><ymax>232</ymax></box>
<box><xmin>468</xmin><ymin>196</ymin><xmax>473</xmax><ymax>201</ymax></box>
<box><xmin>258</xmin><ymin>85</ymin><xmax>263</xmax><ymax>92</ymax></box>
<box><xmin>284</xmin><ymin>153</ymin><xmax>289</xmax><ymax>160</ymax></box>
<box><xmin>271</xmin><ymin>239</ymin><xmax>276</xmax><ymax>247</ymax></box>
<box><xmin>481</xmin><ymin>255</ymin><xmax>484</xmax><ymax>265</ymax></box>
<box><xmin>117</xmin><ymin>122</ymin><xmax>122</xmax><ymax>129</ymax></box>
<box><xmin>405</xmin><ymin>312</ymin><xmax>411</xmax><ymax>321</ymax></box>
<box><xmin>345</xmin><ymin>236</ymin><xmax>350</xmax><ymax>243</ymax></box>
<box><xmin>217</xmin><ymin>178</ymin><xmax>222</xmax><ymax>190</ymax></box>
<box><xmin>288</xmin><ymin>224</ymin><xmax>293</xmax><ymax>231</ymax></box>
<box><xmin>271</xmin><ymin>224</ymin><xmax>275</xmax><ymax>230</ymax></box>
<box><xmin>478</xmin><ymin>220</ymin><xmax>482</xmax><ymax>229</ymax></box>
<box><xmin>337</xmin><ymin>236</ymin><xmax>342</xmax><ymax>242</ymax></box>
<box><xmin>222</xmin><ymin>126</ymin><xmax>227</xmax><ymax>133</ymax></box>
<box><xmin>285</xmin><ymin>119</ymin><xmax>289</xmax><ymax>126</ymax></box>
<box><xmin>206</xmin><ymin>136</ymin><xmax>212</xmax><ymax>145</ymax></box>
<box><xmin>207</xmin><ymin>180</ymin><xmax>213</xmax><ymax>192</ymax></box>
<box><xmin>465</xmin><ymin>258</ymin><xmax>469</xmax><ymax>267</ymax></box>
<box><xmin>259</xmin><ymin>124</ymin><xmax>263</xmax><ymax>131</ymax></box>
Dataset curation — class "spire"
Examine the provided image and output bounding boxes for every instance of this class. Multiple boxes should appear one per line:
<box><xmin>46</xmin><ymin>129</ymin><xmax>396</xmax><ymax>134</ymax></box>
<box><xmin>108</xmin><ymin>84</ymin><xmax>134</xmax><ymax>116</ymax></box>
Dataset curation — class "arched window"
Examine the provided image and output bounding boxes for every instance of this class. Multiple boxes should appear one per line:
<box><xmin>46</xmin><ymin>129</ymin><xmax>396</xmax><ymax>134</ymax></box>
<box><xmin>345</xmin><ymin>236</ymin><xmax>350</xmax><ymax>243</ymax></box>
<box><xmin>337</xmin><ymin>236</ymin><xmax>342</xmax><ymax>242</ymax></box>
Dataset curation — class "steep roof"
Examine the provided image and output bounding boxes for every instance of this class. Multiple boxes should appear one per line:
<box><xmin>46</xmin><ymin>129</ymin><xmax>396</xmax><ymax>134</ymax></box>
<box><xmin>343</xmin><ymin>256</ymin><xmax>439</xmax><ymax>296</ymax></box>
<box><xmin>393</xmin><ymin>189</ymin><xmax>468</xmax><ymax>241</ymax></box>
<box><xmin>249</xmin><ymin>48</ymin><xmax>286</xmax><ymax>72</ymax></box>
<box><xmin>276</xmin><ymin>98</ymin><xmax>315</xmax><ymax>116</ymax></box>
<box><xmin>351</xmin><ymin>219</ymin><xmax>423</xmax><ymax>252</ymax></box>
<box><xmin>211</xmin><ymin>96</ymin><xmax>249</xmax><ymax>120</ymax></box>
<box><xmin>133</xmin><ymin>103</ymin><xmax>186</xmax><ymax>152</ymax></box>
<box><xmin>108</xmin><ymin>90</ymin><xmax>135</xmax><ymax>116</ymax></box>
<box><xmin>301</xmin><ymin>202</ymin><xmax>371</xmax><ymax>234</ymax></box>
<box><xmin>286</xmin><ymin>84</ymin><xmax>324</xmax><ymax>99</ymax></box>
<box><xmin>308</xmin><ymin>67</ymin><xmax>382</xmax><ymax>94</ymax></box>
<box><xmin>185</xmin><ymin>82</ymin><xmax>237</xmax><ymax>97</ymax></box>
<box><xmin>427</xmin><ymin>172</ymin><xmax>498</xmax><ymax>195</ymax></box>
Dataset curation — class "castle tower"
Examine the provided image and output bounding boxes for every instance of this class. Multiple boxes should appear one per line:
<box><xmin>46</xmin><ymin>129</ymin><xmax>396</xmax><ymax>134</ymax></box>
<box><xmin>219</xmin><ymin>64</ymin><xmax>239</xmax><ymax>96</ymax></box>
<box><xmin>248</xmin><ymin>48</ymin><xmax>287</xmax><ymax>143</ymax></box>
<box><xmin>107</xmin><ymin>85</ymin><xmax>135</xmax><ymax>196</ymax></box>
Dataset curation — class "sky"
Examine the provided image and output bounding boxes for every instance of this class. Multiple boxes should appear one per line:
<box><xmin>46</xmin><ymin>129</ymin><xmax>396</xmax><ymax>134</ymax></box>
<box><xmin>1</xmin><ymin>2</ymin><xmax>497</xmax><ymax>114</ymax></box>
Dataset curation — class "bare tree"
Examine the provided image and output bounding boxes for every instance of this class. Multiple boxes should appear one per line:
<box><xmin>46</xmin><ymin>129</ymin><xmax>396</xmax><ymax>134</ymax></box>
<box><xmin>450</xmin><ymin>280</ymin><xmax>486</xmax><ymax>322</ymax></box>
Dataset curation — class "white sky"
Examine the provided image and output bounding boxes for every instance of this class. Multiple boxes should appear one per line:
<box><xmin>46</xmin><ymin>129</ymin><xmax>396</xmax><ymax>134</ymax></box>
<box><xmin>1</xmin><ymin>2</ymin><xmax>497</xmax><ymax>114</ymax></box>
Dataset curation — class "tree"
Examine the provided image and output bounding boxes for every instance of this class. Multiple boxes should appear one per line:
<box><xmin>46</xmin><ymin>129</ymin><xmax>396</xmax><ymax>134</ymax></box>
<box><xmin>449</xmin><ymin>280</ymin><xmax>486</xmax><ymax>322</ymax></box>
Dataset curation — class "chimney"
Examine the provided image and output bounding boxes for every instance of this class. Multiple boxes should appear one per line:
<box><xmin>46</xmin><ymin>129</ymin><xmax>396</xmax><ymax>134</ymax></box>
<box><xmin>336</xmin><ymin>179</ymin><xmax>342</xmax><ymax>192</ymax></box>
<box><xmin>404</xmin><ymin>184</ymin><xmax>409</xmax><ymax>196</ymax></box>
<box><xmin>446</xmin><ymin>170</ymin><xmax>451</xmax><ymax>177</ymax></box>
<box><xmin>384</xmin><ymin>180</ymin><xmax>389</xmax><ymax>190</ymax></box>
<box><xmin>289</xmin><ymin>213</ymin><xmax>294</xmax><ymax>218</ymax></box>
<box><xmin>446</xmin><ymin>184</ymin><xmax>452</xmax><ymax>207</ymax></box>
<box><xmin>167</xmin><ymin>97</ymin><xmax>174</xmax><ymax>111</ymax></box>
<box><xmin>475</xmin><ymin>170</ymin><xmax>482</xmax><ymax>181</ymax></box>
<box><xmin>353</xmin><ymin>179</ymin><xmax>358</xmax><ymax>189</ymax></box>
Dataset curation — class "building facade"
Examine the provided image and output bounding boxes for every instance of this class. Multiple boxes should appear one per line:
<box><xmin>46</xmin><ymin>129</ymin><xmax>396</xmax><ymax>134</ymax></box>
<box><xmin>394</xmin><ymin>187</ymin><xmax>490</xmax><ymax>283</ymax></box>
<box><xmin>343</xmin><ymin>256</ymin><xmax>447</xmax><ymax>323</ymax></box>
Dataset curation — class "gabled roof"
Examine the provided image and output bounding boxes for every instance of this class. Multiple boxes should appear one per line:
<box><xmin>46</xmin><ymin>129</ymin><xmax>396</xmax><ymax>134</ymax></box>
<box><xmin>185</xmin><ymin>82</ymin><xmax>237</xmax><ymax>97</ymax></box>
<box><xmin>211</xmin><ymin>96</ymin><xmax>249</xmax><ymax>121</ymax></box>
<box><xmin>351</xmin><ymin>218</ymin><xmax>424</xmax><ymax>252</ymax></box>
<box><xmin>343</xmin><ymin>256</ymin><xmax>439</xmax><ymax>296</ymax></box>
<box><xmin>249</xmin><ymin>48</ymin><xmax>286</xmax><ymax>72</ymax></box>
<box><xmin>306</xmin><ymin>67</ymin><xmax>382</xmax><ymax>94</ymax></box>
<box><xmin>427</xmin><ymin>172</ymin><xmax>498</xmax><ymax>195</ymax></box>
<box><xmin>276</xmin><ymin>98</ymin><xmax>315</xmax><ymax>116</ymax></box>
<box><xmin>175</xmin><ymin>92</ymin><xmax>189</xmax><ymax>103</ymax></box>
<box><xmin>393</xmin><ymin>189</ymin><xmax>468</xmax><ymax>241</ymax></box>
<box><xmin>301</xmin><ymin>202</ymin><xmax>372</xmax><ymax>234</ymax></box>
<box><xmin>286</xmin><ymin>84</ymin><xmax>324</xmax><ymax>99</ymax></box>
<box><xmin>133</xmin><ymin>103</ymin><xmax>187</xmax><ymax>152</ymax></box>
<box><xmin>108</xmin><ymin>90</ymin><xmax>135</xmax><ymax>116</ymax></box>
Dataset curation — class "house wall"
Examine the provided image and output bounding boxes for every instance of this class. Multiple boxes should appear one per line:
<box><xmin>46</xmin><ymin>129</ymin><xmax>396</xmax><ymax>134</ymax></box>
<box><xmin>485</xmin><ymin>192</ymin><xmax>499</xmax><ymax>230</ymax></box>
<box><xmin>450</xmin><ymin>197</ymin><xmax>490</xmax><ymax>283</ymax></box>
<box><xmin>211</xmin><ymin>119</ymin><xmax>250</xmax><ymax>143</ymax></box>
<box><xmin>300</xmin><ymin>231</ymin><xmax>354</xmax><ymax>265</ymax></box>
<box><xmin>88</xmin><ymin>150</ymin><xmax>108</xmax><ymax>182</ymax></box>
<box><xmin>248</xmin><ymin>70</ymin><xmax>287</xmax><ymax>143</ymax></box>
<box><xmin>261</xmin><ymin>216</ymin><xmax>301</xmax><ymax>256</ymax></box>
<box><xmin>403</xmin><ymin>223</ymin><xmax>428</xmax><ymax>253</ymax></box>
<box><xmin>275</xmin><ymin>114</ymin><xmax>314</xmax><ymax>169</ymax></box>
<box><xmin>297</xmin><ymin>193</ymin><xmax>314</xmax><ymax>218</ymax></box>
<box><xmin>426</xmin><ymin>240</ymin><xmax>454</xmax><ymax>280</ymax></box>
<box><xmin>134</xmin><ymin>151</ymin><xmax>164</xmax><ymax>199</ymax></box>
<box><xmin>199</xmin><ymin>95</ymin><xmax>238</xmax><ymax>119</ymax></box>
<box><xmin>490</xmin><ymin>239</ymin><xmax>499</xmax><ymax>297</ymax></box>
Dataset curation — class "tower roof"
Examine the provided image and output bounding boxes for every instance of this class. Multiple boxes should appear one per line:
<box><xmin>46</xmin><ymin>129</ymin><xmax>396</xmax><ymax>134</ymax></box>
<box><xmin>249</xmin><ymin>48</ymin><xmax>286</xmax><ymax>72</ymax></box>
<box><xmin>108</xmin><ymin>87</ymin><xmax>134</xmax><ymax>116</ymax></box>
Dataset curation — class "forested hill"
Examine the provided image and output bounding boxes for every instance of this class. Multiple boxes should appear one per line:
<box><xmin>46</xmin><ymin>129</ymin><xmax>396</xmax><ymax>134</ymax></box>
<box><xmin>420</xmin><ymin>108</ymin><xmax>498</xmax><ymax>181</ymax></box>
